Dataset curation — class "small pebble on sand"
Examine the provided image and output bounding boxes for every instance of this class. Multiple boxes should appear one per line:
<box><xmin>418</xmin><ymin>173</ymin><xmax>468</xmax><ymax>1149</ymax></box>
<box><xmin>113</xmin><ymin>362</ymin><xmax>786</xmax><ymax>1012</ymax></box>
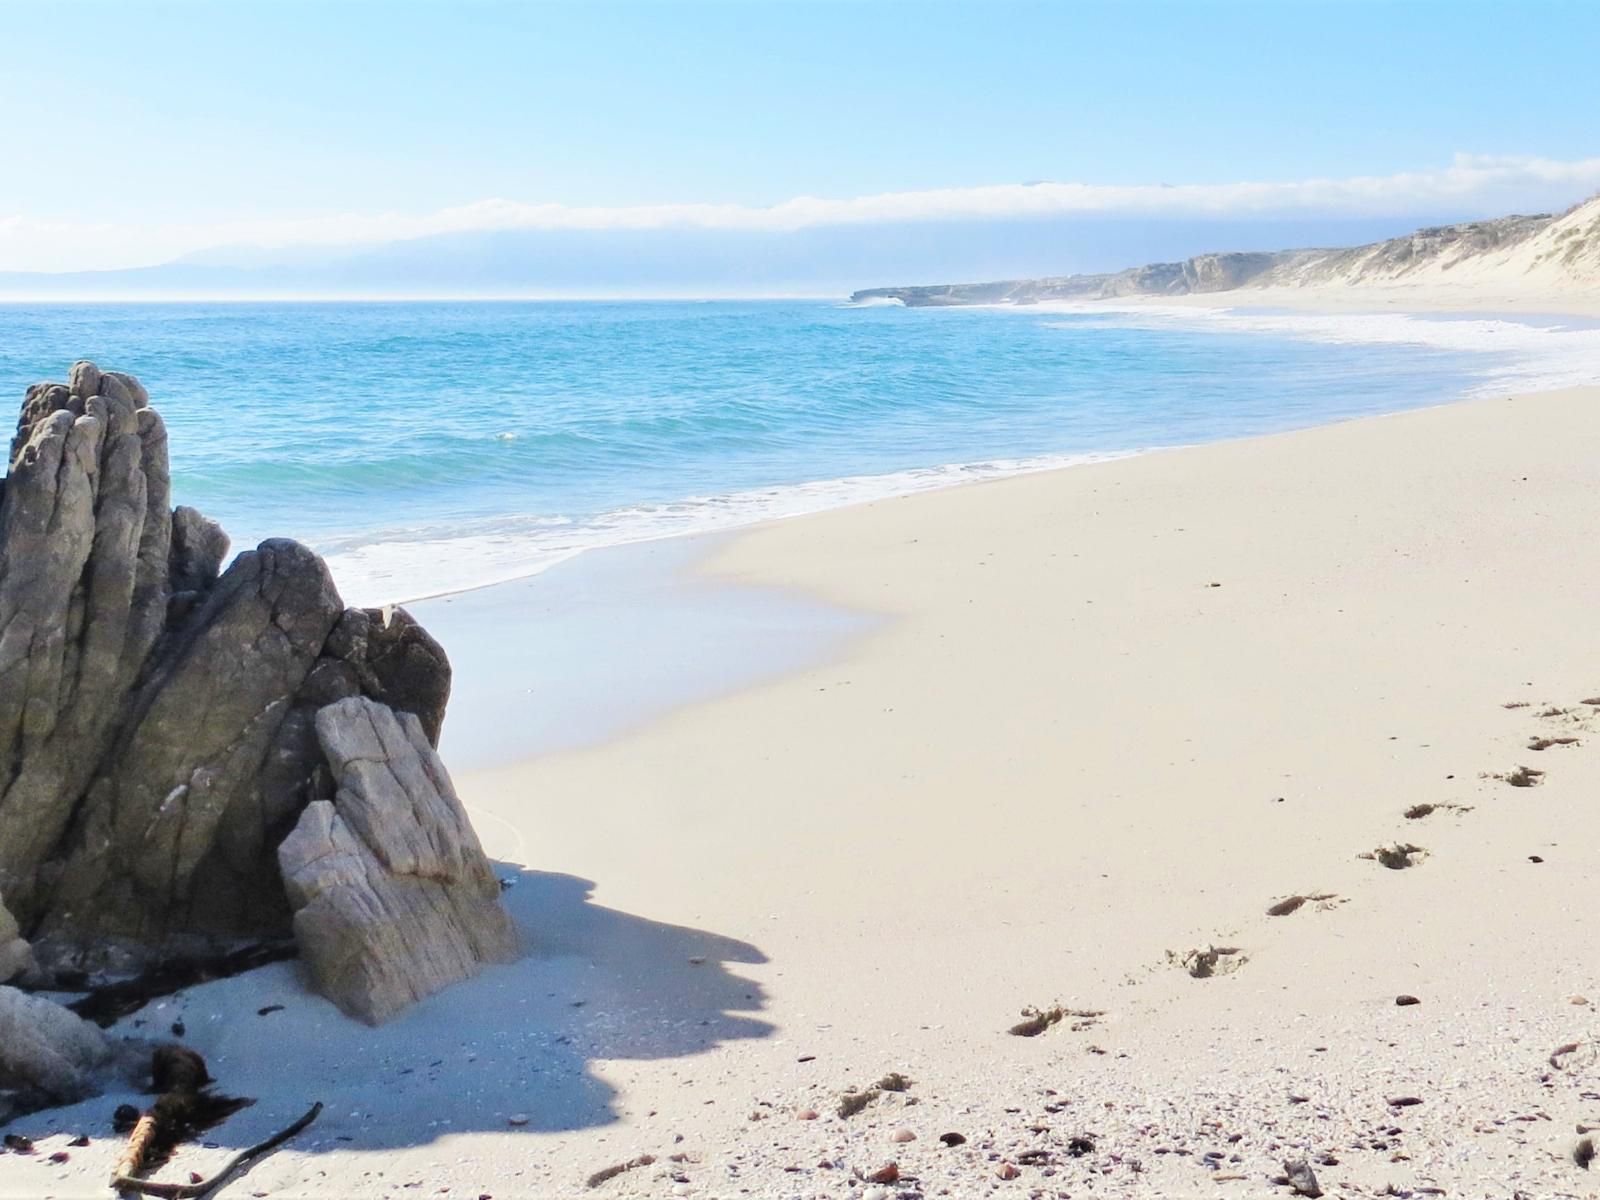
<box><xmin>892</xmin><ymin>1128</ymin><xmax>916</xmax><ymax>1142</ymax></box>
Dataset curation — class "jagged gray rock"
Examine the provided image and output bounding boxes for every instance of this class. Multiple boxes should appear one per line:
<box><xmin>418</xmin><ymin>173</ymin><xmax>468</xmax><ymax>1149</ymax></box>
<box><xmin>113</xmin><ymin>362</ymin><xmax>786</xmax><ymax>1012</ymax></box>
<box><xmin>169</xmin><ymin>504</ymin><xmax>230</xmax><ymax>598</ymax></box>
<box><xmin>40</xmin><ymin>539</ymin><xmax>346</xmax><ymax>946</ymax></box>
<box><xmin>0</xmin><ymin>367</ymin><xmax>171</xmax><ymax>933</ymax></box>
<box><xmin>0</xmin><ymin>985</ymin><xmax>114</xmax><ymax>1104</ymax></box>
<box><xmin>0</xmin><ymin>363</ymin><xmax>457</xmax><ymax>976</ymax></box>
<box><xmin>278</xmin><ymin>696</ymin><xmax>518</xmax><ymax>1024</ymax></box>
<box><xmin>323</xmin><ymin>606</ymin><xmax>452</xmax><ymax>747</ymax></box>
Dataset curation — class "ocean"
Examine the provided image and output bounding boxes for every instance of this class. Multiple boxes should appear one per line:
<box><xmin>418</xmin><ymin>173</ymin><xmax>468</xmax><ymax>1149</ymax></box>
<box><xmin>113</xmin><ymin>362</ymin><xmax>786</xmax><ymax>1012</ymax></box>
<box><xmin>3</xmin><ymin>299</ymin><xmax>1597</xmax><ymax>607</ymax></box>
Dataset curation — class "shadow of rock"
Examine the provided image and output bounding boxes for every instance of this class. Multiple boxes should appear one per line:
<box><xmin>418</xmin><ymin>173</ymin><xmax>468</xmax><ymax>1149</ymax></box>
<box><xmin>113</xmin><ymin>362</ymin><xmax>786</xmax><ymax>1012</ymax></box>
<box><xmin>3</xmin><ymin>870</ymin><xmax>770</xmax><ymax>1158</ymax></box>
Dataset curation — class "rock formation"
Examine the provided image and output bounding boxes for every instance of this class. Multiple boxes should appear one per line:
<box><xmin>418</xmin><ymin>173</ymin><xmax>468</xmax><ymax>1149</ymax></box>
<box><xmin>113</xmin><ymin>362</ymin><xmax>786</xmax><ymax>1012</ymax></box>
<box><xmin>0</xmin><ymin>986</ymin><xmax>119</xmax><ymax>1113</ymax></box>
<box><xmin>0</xmin><ymin>362</ymin><xmax>511</xmax><ymax>1024</ymax></box>
<box><xmin>278</xmin><ymin>697</ymin><xmax>519</xmax><ymax>1024</ymax></box>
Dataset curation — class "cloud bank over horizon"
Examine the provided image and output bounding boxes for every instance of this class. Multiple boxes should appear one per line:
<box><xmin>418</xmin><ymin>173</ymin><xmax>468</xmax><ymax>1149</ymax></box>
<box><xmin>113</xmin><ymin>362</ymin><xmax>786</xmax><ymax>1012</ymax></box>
<box><xmin>4</xmin><ymin>154</ymin><xmax>1599</xmax><ymax>276</ymax></box>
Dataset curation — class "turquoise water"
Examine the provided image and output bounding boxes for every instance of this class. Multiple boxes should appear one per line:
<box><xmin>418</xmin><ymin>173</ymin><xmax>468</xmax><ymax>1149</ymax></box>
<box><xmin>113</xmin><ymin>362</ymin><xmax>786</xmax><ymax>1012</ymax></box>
<box><xmin>1</xmin><ymin>300</ymin><xmax>1590</xmax><ymax>605</ymax></box>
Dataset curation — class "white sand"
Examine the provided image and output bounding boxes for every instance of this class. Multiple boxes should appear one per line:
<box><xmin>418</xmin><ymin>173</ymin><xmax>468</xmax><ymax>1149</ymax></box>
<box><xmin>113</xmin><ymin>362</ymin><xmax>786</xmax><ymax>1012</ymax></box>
<box><xmin>9</xmin><ymin>385</ymin><xmax>1600</xmax><ymax>1199</ymax></box>
<box><xmin>1129</xmin><ymin>283</ymin><xmax>1600</xmax><ymax>318</ymax></box>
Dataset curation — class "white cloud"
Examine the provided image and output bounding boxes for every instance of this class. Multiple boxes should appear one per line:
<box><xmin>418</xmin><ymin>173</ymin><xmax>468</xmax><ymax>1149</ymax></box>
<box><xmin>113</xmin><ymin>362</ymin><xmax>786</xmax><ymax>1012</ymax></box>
<box><xmin>4</xmin><ymin>153</ymin><xmax>1599</xmax><ymax>274</ymax></box>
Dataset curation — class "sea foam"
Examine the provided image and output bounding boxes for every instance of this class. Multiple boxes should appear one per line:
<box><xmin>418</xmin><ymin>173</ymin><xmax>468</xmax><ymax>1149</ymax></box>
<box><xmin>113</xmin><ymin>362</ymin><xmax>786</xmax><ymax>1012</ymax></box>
<box><xmin>323</xmin><ymin>448</ymin><xmax>1136</xmax><ymax>605</ymax></box>
<box><xmin>1036</xmin><ymin>304</ymin><xmax>1600</xmax><ymax>396</ymax></box>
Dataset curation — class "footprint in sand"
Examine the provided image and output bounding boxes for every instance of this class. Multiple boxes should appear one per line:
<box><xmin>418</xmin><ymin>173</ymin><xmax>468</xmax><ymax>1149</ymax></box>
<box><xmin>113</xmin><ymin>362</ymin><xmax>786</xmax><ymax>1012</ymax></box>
<box><xmin>1361</xmin><ymin>843</ymin><xmax>1426</xmax><ymax>869</ymax></box>
<box><xmin>1171</xmin><ymin>945</ymin><xmax>1247</xmax><ymax>978</ymax></box>
<box><xmin>835</xmin><ymin>1072</ymin><xmax>912</xmax><ymax>1118</ymax></box>
<box><xmin>1006</xmin><ymin>1005</ymin><xmax>1104</xmax><ymax>1037</ymax></box>
<box><xmin>1404</xmin><ymin>802</ymin><xmax>1471</xmax><ymax>820</ymax></box>
<box><xmin>1491</xmin><ymin>765</ymin><xmax>1545</xmax><ymax>787</ymax></box>
<box><xmin>1533</xmin><ymin>704</ymin><xmax>1596</xmax><ymax>731</ymax></box>
<box><xmin>1265</xmin><ymin>893</ymin><xmax>1342</xmax><ymax>917</ymax></box>
<box><xmin>1527</xmin><ymin>735</ymin><xmax>1580</xmax><ymax>751</ymax></box>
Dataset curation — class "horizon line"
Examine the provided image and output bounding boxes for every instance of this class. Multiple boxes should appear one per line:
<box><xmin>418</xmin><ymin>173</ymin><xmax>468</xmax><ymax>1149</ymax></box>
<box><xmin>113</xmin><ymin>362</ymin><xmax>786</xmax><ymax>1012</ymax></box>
<box><xmin>0</xmin><ymin>292</ymin><xmax>853</xmax><ymax>305</ymax></box>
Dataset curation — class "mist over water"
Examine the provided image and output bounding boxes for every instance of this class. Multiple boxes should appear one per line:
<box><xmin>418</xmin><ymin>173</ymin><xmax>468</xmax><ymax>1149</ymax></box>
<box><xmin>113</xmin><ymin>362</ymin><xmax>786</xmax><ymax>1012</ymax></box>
<box><xmin>1</xmin><ymin>299</ymin><xmax>1587</xmax><ymax>605</ymax></box>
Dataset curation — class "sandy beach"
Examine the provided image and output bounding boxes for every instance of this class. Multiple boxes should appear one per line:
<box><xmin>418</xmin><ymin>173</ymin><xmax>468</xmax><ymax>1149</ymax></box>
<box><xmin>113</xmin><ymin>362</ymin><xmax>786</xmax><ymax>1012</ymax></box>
<box><xmin>9</xmin><ymin>382</ymin><xmax>1600</xmax><ymax>1199</ymax></box>
<box><xmin>1136</xmin><ymin>284</ymin><xmax>1600</xmax><ymax>319</ymax></box>
<box><xmin>7</xmin><ymin>3</ymin><xmax>1600</xmax><ymax>1195</ymax></box>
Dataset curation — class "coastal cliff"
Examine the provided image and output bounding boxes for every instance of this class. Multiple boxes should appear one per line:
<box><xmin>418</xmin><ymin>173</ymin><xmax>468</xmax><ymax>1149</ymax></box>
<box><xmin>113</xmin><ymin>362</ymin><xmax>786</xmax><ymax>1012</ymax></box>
<box><xmin>852</xmin><ymin>195</ymin><xmax>1600</xmax><ymax>305</ymax></box>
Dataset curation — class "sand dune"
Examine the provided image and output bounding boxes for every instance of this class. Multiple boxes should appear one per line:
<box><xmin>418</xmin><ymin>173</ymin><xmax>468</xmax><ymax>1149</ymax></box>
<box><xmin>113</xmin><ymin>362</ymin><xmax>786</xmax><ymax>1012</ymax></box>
<box><xmin>1265</xmin><ymin>194</ymin><xmax>1600</xmax><ymax>291</ymax></box>
<box><xmin>853</xmin><ymin>193</ymin><xmax>1600</xmax><ymax>313</ymax></box>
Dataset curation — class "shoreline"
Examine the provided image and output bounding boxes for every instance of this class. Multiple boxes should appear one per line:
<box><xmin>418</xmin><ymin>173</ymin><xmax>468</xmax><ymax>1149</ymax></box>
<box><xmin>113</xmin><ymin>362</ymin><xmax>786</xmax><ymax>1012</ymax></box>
<box><xmin>404</xmin><ymin>389</ymin><xmax>1493</xmax><ymax>769</ymax></box>
<box><xmin>353</xmin><ymin>446</ymin><xmax>1144</xmax><ymax>611</ymax></box>
<box><xmin>332</xmin><ymin>297</ymin><xmax>1599</xmax><ymax>611</ymax></box>
<box><xmin>1120</xmin><ymin>283</ymin><xmax>1600</xmax><ymax>319</ymax></box>
<box><xmin>411</xmin><ymin>533</ymin><xmax>872</xmax><ymax>768</ymax></box>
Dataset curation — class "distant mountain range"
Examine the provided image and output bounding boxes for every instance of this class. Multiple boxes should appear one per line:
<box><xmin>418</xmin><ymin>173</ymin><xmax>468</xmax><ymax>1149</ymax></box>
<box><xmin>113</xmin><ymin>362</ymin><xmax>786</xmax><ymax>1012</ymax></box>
<box><xmin>850</xmin><ymin>195</ymin><xmax>1600</xmax><ymax>306</ymax></box>
<box><xmin>0</xmin><ymin>214</ymin><xmax>1518</xmax><ymax>301</ymax></box>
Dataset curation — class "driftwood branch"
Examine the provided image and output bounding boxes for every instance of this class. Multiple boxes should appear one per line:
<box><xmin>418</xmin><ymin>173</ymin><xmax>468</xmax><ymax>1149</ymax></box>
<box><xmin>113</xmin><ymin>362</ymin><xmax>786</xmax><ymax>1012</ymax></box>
<box><xmin>111</xmin><ymin>1100</ymin><xmax>322</xmax><ymax>1199</ymax></box>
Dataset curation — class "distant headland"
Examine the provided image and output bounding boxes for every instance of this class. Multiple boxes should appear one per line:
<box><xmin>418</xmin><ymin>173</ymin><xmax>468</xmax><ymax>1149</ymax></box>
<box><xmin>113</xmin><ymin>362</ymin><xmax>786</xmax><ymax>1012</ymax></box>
<box><xmin>851</xmin><ymin>195</ymin><xmax>1600</xmax><ymax>306</ymax></box>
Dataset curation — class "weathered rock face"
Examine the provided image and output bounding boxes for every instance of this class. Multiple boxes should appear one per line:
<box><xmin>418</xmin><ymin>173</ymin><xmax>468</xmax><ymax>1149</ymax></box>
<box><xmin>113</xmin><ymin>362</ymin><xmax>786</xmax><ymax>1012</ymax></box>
<box><xmin>324</xmin><ymin>606</ymin><xmax>452</xmax><ymax>747</ymax></box>
<box><xmin>0</xmin><ymin>370</ymin><xmax>172</xmax><ymax>932</ymax></box>
<box><xmin>40</xmin><ymin>539</ymin><xmax>346</xmax><ymax>946</ymax></box>
<box><xmin>0</xmin><ymin>986</ymin><xmax>115</xmax><ymax>1106</ymax></box>
<box><xmin>0</xmin><ymin>363</ymin><xmax>460</xmax><ymax>975</ymax></box>
<box><xmin>278</xmin><ymin>697</ymin><xmax>518</xmax><ymax>1024</ymax></box>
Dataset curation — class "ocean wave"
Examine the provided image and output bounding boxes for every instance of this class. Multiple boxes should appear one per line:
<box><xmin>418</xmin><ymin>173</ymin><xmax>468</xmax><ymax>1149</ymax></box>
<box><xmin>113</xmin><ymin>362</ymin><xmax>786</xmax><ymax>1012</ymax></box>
<box><xmin>837</xmin><ymin>296</ymin><xmax>906</xmax><ymax>308</ymax></box>
<box><xmin>11</xmin><ymin>298</ymin><xmax>1530</xmax><ymax>612</ymax></box>
<box><xmin>1036</xmin><ymin>305</ymin><xmax>1600</xmax><ymax>396</ymax></box>
<box><xmin>320</xmin><ymin>448</ymin><xmax>1138</xmax><ymax>606</ymax></box>
<box><xmin>314</xmin><ymin>304</ymin><xmax>1600</xmax><ymax>608</ymax></box>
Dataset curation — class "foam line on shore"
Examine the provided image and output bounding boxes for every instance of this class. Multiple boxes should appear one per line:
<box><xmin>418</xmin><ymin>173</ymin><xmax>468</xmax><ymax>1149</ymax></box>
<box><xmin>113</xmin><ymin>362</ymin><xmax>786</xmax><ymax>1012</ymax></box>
<box><xmin>322</xmin><ymin>448</ymin><xmax>1140</xmax><ymax>607</ymax></box>
<box><xmin>1032</xmin><ymin>302</ymin><xmax>1600</xmax><ymax>394</ymax></box>
<box><xmin>319</xmin><ymin>303</ymin><xmax>1600</xmax><ymax>609</ymax></box>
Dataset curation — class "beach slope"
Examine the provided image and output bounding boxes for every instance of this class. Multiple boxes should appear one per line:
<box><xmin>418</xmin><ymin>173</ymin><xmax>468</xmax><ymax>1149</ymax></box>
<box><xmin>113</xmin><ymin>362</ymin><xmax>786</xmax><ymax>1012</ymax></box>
<box><xmin>448</xmin><ymin>385</ymin><xmax>1600</xmax><ymax>1195</ymax></box>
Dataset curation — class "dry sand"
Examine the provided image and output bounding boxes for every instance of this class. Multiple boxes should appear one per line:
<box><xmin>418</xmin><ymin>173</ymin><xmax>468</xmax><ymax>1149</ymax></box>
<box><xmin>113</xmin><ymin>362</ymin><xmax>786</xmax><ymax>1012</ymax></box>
<box><xmin>8</xmin><ymin>387</ymin><xmax>1600</xmax><ymax>1199</ymax></box>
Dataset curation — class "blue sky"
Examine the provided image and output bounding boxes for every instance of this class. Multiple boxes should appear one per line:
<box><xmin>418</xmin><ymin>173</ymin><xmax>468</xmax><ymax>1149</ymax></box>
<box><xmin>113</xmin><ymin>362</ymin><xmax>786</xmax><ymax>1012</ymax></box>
<box><xmin>2</xmin><ymin>0</ymin><xmax>1598</xmax><ymax>279</ymax></box>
